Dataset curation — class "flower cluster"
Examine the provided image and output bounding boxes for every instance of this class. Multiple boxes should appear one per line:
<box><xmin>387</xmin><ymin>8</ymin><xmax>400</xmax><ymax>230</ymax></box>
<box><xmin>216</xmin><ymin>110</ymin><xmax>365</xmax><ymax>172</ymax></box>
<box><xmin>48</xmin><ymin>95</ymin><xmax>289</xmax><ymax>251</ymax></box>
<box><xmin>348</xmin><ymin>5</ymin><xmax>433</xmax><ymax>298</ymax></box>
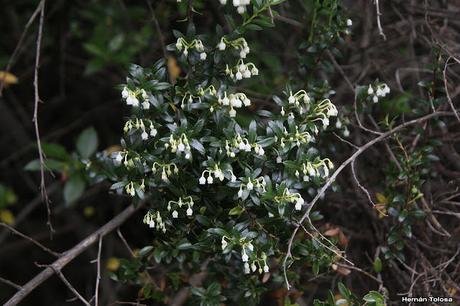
<box><xmin>166</xmin><ymin>134</ymin><xmax>192</xmax><ymax>159</ymax></box>
<box><xmin>278</xmin><ymin>126</ymin><xmax>313</xmax><ymax>148</ymax></box>
<box><xmin>334</xmin><ymin>115</ymin><xmax>351</xmax><ymax>138</ymax></box>
<box><xmin>311</xmin><ymin>98</ymin><xmax>338</xmax><ymax>129</ymax></box>
<box><xmin>216</xmin><ymin>92</ymin><xmax>251</xmax><ymax>117</ymax></box>
<box><xmin>217</xmin><ymin>37</ymin><xmax>250</xmax><ymax>59</ymax></box>
<box><xmin>113</xmin><ymin>150</ymin><xmax>128</xmax><ymax>167</ymax></box>
<box><xmin>222</xmin><ymin>133</ymin><xmax>266</xmax><ymax>158</ymax></box>
<box><xmin>274</xmin><ymin>188</ymin><xmax>305</xmax><ymax>211</ymax></box>
<box><xmin>166</xmin><ymin>196</ymin><xmax>194</xmax><ymax>218</ymax></box>
<box><xmin>220</xmin><ymin>236</ymin><xmax>269</xmax><ymax>274</ymax></box>
<box><xmin>125</xmin><ymin>180</ymin><xmax>145</xmax><ymax>197</ymax></box>
<box><xmin>279</xmin><ymin>91</ymin><xmax>338</xmax><ymax>131</ymax></box>
<box><xmin>237</xmin><ymin>176</ymin><xmax>266</xmax><ymax>198</ymax></box>
<box><xmin>218</xmin><ymin>0</ymin><xmax>251</xmax><ymax>14</ymax></box>
<box><xmin>175</xmin><ymin>37</ymin><xmax>207</xmax><ymax>60</ymax></box>
<box><xmin>293</xmin><ymin>158</ymin><xmax>334</xmax><ymax>182</ymax></box>
<box><xmin>152</xmin><ymin>162</ymin><xmax>179</xmax><ymax>182</ymax></box>
<box><xmin>121</xmin><ymin>87</ymin><xmax>150</xmax><ymax>109</ymax></box>
<box><xmin>225</xmin><ymin>60</ymin><xmax>259</xmax><ymax>81</ymax></box>
<box><xmin>199</xmin><ymin>165</ymin><xmax>236</xmax><ymax>184</ymax></box>
<box><xmin>143</xmin><ymin>210</ymin><xmax>166</xmax><ymax>232</ymax></box>
<box><xmin>123</xmin><ymin>119</ymin><xmax>158</xmax><ymax>140</ymax></box>
<box><xmin>367</xmin><ymin>83</ymin><xmax>390</xmax><ymax>103</ymax></box>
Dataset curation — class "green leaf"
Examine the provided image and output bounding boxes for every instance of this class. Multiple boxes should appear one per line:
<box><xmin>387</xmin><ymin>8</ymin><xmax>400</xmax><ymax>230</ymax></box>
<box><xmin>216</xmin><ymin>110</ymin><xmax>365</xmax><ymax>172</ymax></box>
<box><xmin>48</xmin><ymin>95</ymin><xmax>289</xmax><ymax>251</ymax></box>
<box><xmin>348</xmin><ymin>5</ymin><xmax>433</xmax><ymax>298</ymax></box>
<box><xmin>63</xmin><ymin>175</ymin><xmax>86</xmax><ymax>204</ymax></box>
<box><xmin>139</xmin><ymin>246</ymin><xmax>153</xmax><ymax>257</ymax></box>
<box><xmin>207</xmin><ymin>228</ymin><xmax>227</xmax><ymax>236</ymax></box>
<box><xmin>248</xmin><ymin>120</ymin><xmax>257</xmax><ymax>142</ymax></box>
<box><xmin>42</xmin><ymin>143</ymin><xmax>70</xmax><ymax>160</ymax></box>
<box><xmin>363</xmin><ymin>291</ymin><xmax>384</xmax><ymax>305</ymax></box>
<box><xmin>177</xmin><ymin>240</ymin><xmax>193</xmax><ymax>250</ymax></box>
<box><xmin>312</xmin><ymin>262</ymin><xmax>320</xmax><ymax>275</ymax></box>
<box><xmin>228</xmin><ymin>206</ymin><xmax>244</xmax><ymax>216</ymax></box>
<box><xmin>337</xmin><ymin>282</ymin><xmax>350</xmax><ymax>299</ymax></box>
<box><xmin>190</xmin><ymin>139</ymin><xmax>205</xmax><ymax>155</ymax></box>
<box><xmin>373</xmin><ymin>257</ymin><xmax>382</xmax><ymax>273</ymax></box>
<box><xmin>76</xmin><ymin>127</ymin><xmax>98</xmax><ymax>158</ymax></box>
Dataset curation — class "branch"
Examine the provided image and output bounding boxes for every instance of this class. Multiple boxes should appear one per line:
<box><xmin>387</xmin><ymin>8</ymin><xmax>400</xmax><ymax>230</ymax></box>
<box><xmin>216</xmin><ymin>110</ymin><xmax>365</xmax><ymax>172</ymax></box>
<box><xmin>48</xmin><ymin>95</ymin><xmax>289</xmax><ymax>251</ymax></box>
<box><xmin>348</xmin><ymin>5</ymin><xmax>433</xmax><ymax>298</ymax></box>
<box><xmin>94</xmin><ymin>235</ymin><xmax>103</xmax><ymax>306</ymax></box>
<box><xmin>51</xmin><ymin>267</ymin><xmax>91</xmax><ymax>306</ymax></box>
<box><xmin>0</xmin><ymin>1</ymin><xmax>43</xmax><ymax>96</ymax></box>
<box><xmin>145</xmin><ymin>0</ymin><xmax>167</xmax><ymax>59</ymax></box>
<box><xmin>0</xmin><ymin>183</ymin><xmax>60</xmax><ymax>245</ymax></box>
<box><xmin>374</xmin><ymin>0</ymin><xmax>387</xmax><ymax>40</ymax></box>
<box><xmin>283</xmin><ymin>110</ymin><xmax>454</xmax><ymax>289</ymax></box>
<box><xmin>443</xmin><ymin>56</ymin><xmax>460</xmax><ymax>123</ymax></box>
<box><xmin>0</xmin><ymin>276</ymin><xmax>21</xmax><ymax>290</ymax></box>
<box><xmin>3</xmin><ymin>203</ymin><xmax>142</xmax><ymax>306</ymax></box>
<box><xmin>0</xmin><ymin>222</ymin><xmax>61</xmax><ymax>257</ymax></box>
<box><xmin>31</xmin><ymin>0</ymin><xmax>53</xmax><ymax>234</ymax></box>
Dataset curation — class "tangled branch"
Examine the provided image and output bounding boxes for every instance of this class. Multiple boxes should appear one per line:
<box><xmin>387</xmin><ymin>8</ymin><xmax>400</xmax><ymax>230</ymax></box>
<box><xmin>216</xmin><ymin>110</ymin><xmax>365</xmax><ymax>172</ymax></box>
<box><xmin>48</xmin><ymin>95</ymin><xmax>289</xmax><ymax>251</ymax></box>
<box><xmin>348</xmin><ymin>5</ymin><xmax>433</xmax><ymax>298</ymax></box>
<box><xmin>4</xmin><ymin>203</ymin><xmax>142</xmax><ymax>306</ymax></box>
<box><xmin>283</xmin><ymin>110</ymin><xmax>455</xmax><ymax>289</ymax></box>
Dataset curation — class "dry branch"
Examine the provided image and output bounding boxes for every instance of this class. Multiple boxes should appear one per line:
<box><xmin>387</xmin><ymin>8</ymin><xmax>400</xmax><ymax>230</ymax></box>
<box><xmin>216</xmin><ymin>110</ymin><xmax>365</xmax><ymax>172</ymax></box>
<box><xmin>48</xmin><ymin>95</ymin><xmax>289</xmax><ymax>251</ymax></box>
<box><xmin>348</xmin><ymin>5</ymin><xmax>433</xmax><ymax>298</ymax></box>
<box><xmin>283</xmin><ymin>110</ymin><xmax>455</xmax><ymax>289</ymax></box>
<box><xmin>3</xmin><ymin>203</ymin><xmax>141</xmax><ymax>306</ymax></box>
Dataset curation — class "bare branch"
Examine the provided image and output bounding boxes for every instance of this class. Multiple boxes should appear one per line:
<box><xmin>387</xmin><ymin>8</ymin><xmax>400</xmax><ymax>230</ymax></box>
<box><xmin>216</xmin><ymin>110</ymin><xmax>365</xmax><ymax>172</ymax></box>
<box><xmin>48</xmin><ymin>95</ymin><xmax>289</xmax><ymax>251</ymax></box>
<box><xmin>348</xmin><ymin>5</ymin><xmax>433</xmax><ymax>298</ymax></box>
<box><xmin>95</xmin><ymin>235</ymin><xmax>103</xmax><ymax>306</ymax></box>
<box><xmin>351</xmin><ymin>159</ymin><xmax>377</xmax><ymax>207</ymax></box>
<box><xmin>4</xmin><ymin>203</ymin><xmax>142</xmax><ymax>306</ymax></box>
<box><xmin>31</xmin><ymin>0</ymin><xmax>54</xmax><ymax>235</ymax></box>
<box><xmin>443</xmin><ymin>56</ymin><xmax>460</xmax><ymax>123</ymax></box>
<box><xmin>145</xmin><ymin>0</ymin><xmax>167</xmax><ymax>59</ymax></box>
<box><xmin>374</xmin><ymin>0</ymin><xmax>387</xmax><ymax>40</ymax></box>
<box><xmin>51</xmin><ymin>267</ymin><xmax>91</xmax><ymax>306</ymax></box>
<box><xmin>0</xmin><ymin>222</ymin><xmax>61</xmax><ymax>257</ymax></box>
<box><xmin>0</xmin><ymin>276</ymin><xmax>22</xmax><ymax>290</ymax></box>
<box><xmin>0</xmin><ymin>1</ymin><xmax>43</xmax><ymax>96</ymax></box>
<box><xmin>283</xmin><ymin>110</ymin><xmax>455</xmax><ymax>289</ymax></box>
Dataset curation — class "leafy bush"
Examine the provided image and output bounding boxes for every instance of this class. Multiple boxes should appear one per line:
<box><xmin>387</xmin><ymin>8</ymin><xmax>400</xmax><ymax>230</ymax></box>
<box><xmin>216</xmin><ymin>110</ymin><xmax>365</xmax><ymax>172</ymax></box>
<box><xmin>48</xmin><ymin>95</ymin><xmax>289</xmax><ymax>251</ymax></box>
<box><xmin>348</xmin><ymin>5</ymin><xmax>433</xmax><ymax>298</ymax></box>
<box><xmin>82</xmin><ymin>1</ymin><xmax>373</xmax><ymax>304</ymax></box>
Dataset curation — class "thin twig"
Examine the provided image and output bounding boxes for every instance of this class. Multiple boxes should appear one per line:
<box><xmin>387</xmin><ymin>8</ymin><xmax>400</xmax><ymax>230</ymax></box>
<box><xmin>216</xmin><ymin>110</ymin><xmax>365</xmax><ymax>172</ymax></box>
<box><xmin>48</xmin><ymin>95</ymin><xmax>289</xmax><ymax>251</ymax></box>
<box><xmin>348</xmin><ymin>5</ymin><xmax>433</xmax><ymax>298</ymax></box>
<box><xmin>297</xmin><ymin>222</ymin><xmax>354</xmax><ymax>266</ymax></box>
<box><xmin>283</xmin><ymin>110</ymin><xmax>454</xmax><ymax>289</ymax></box>
<box><xmin>116</xmin><ymin>228</ymin><xmax>135</xmax><ymax>256</ymax></box>
<box><xmin>374</xmin><ymin>0</ymin><xmax>387</xmax><ymax>40</ymax></box>
<box><xmin>0</xmin><ymin>183</ymin><xmax>60</xmax><ymax>245</ymax></box>
<box><xmin>145</xmin><ymin>0</ymin><xmax>167</xmax><ymax>59</ymax></box>
<box><xmin>443</xmin><ymin>56</ymin><xmax>460</xmax><ymax>123</ymax></box>
<box><xmin>353</xmin><ymin>90</ymin><xmax>383</xmax><ymax>135</ymax></box>
<box><xmin>31</xmin><ymin>0</ymin><xmax>53</xmax><ymax>235</ymax></box>
<box><xmin>51</xmin><ymin>267</ymin><xmax>91</xmax><ymax>306</ymax></box>
<box><xmin>0</xmin><ymin>222</ymin><xmax>61</xmax><ymax>257</ymax></box>
<box><xmin>325</xmin><ymin>50</ymin><xmax>354</xmax><ymax>92</ymax></box>
<box><xmin>117</xmin><ymin>228</ymin><xmax>159</xmax><ymax>289</ymax></box>
<box><xmin>0</xmin><ymin>276</ymin><xmax>22</xmax><ymax>290</ymax></box>
<box><xmin>0</xmin><ymin>1</ymin><xmax>43</xmax><ymax>96</ymax></box>
<box><xmin>336</xmin><ymin>263</ymin><xmax>382</xmax><ymax>284</ymax></box>
<box><xmin>351</xmin><ymin>159</ymin><xmax>377</xmax><ymax>207</ymax></box>
<box><xmin>95</xmin><ymin>235</ymin><xmax>103</xmax><ymax>306</ymax></box>
<box><xmin>333</xmin><ymin>132</ymin><xmax>359</xmax><ymax>149</ymax></box>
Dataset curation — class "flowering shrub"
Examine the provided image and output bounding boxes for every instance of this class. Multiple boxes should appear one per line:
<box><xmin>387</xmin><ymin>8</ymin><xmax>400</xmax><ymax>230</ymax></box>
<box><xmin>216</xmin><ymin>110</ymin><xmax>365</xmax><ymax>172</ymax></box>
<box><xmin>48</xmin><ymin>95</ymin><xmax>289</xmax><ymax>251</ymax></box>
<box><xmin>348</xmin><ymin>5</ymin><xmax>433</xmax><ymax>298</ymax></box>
<box><xmin>86</xmin><ymin>1</ymin><xmax>357</xmax><ymax>303</ymax></box>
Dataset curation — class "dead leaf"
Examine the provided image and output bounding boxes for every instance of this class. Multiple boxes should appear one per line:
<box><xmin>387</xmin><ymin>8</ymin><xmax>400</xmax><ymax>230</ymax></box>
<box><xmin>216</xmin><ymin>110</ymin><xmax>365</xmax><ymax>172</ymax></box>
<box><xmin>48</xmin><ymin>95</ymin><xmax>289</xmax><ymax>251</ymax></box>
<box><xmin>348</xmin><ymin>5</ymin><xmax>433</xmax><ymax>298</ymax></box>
<box><xmin>262</xmin><ymin>272</ymin><xmax>271</xmax><ymax>283</ymax></box>
<box><xmin>167</xmin><ymin>56</ymin><xmax>181</xmax><ymax>84</ymax></box>
<box><xmin>324</xmin><ymin>227</ymin><xmax>340</xmax><ymax>237</ymax></box>
<box><xmin>376</xmin><ymin>192</ymin><xmax>388</xmax><ymax>204</ymax></box>
<box><xmin>334</xmin><ymin>294</ymin><xmax>349</xmax><ymax>306</ymax></box>
<box><xmin>106</xmin><ymin>257</ymin><xmax>120</xmax><ymax>271</ymax></box>
<box><xmin>0</xmin><ymin>71</ymin><xmax>18</xmax><ymax>86</ymax></box>
<box><xmin>336</xmin><ymin>266</ymin><xmax>351</xmax><ymax>276</ymax></box>
<box><xmin>0</xmin><ymin>209</ymin><xmax>15</xmax><ymax>225</ymax></box>
<box><xmin>338</xmin><ymin>231</ymin><xmax>349</xmax><ymax>247</ymax></box>
<box><xmin>105</xmin><ymin>145</ymin><xmax>122</xmax><ymax>154</ymax></box>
